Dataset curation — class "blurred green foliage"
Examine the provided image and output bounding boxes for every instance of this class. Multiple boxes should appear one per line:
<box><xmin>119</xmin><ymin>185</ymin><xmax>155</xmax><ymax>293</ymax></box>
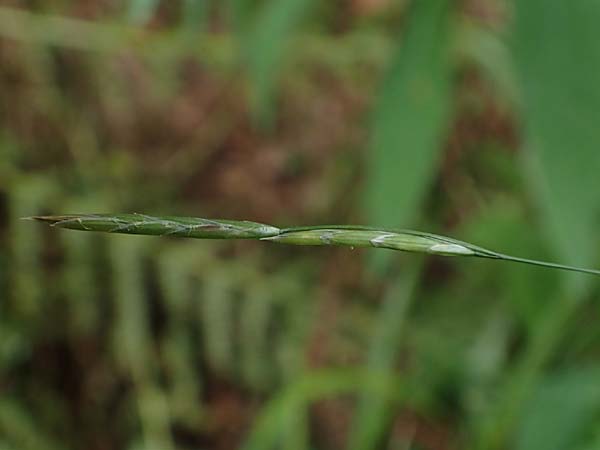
<box><xmin>1</xmin><ymin>1</ymin><xmax>599</xmax><ymax>449</ymax></box>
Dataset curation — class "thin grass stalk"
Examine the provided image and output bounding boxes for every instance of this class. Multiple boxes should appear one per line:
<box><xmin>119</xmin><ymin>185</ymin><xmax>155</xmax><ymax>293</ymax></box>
<box><xmin>28</xmin><ymin>214</ymin><xmax>600</xmax><ymax>275</ymax></box>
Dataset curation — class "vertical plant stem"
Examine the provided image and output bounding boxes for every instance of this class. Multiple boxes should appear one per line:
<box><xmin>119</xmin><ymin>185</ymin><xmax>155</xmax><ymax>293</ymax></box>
<box><xmin>110</xmin><ymin>236</ymin><xmax>175</xmax><ymax>450</ymax></box>
<box><xmin>349</xmin><ymin>261</ymin><xmax>422</xmax><ymax>450</ymax></box>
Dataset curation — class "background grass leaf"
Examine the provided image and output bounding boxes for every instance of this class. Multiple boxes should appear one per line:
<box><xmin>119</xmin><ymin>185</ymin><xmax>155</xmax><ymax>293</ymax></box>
<box><xmin>514</xmin><ymin>0</ymin><xmax>600</xmax><ymax>289</ymax></box>
<box><xmin>2</xmin><ymin>2</ymin><xmax>600</xmax><ymax>449</ymax></box>
<box><xmin>349</xmin><ymin>264</ymin><xmax>421</xmax><ymax>450</ymax></box>
<box><xmin>127</xmin><ymin>0</ymin><xmax>161</xmax><ymax>25</ymax></box>
<box><xmin>245</xmin><ymin>0</ymin><xmax>316</xmax><ymax>125</ymax></box>
<box><xmin>182</xmin><ymin>0</ymin><xmax>209</xmax><ymax>32</ymax></box>
<box><xmin>365</xmin><ymin>0</ymin><xmax>453</xmax><ymax>231</ymax></box>
<box><xmin>516</xmin><ymin>367</ymin><xmax>600</xmax><ymax>450</ymax></box>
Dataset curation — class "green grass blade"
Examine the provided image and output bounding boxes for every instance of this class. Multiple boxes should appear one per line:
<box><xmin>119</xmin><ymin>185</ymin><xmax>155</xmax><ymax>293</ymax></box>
<box><xmin>241</xmin><ymin>369</ymin><xmax>406</xmax><ymax>450</ymax></box>
<box><xmin>349</xmin><ymin>264</ymin><xmax>421</xmax><ymax>450</ymax></box>
<box><xmin>245</xmin><ymin>0</ymin><xmax>315</xmax><ymax>125</ymax></box>
<box><xmin>109</xmin><ymin>236</ymin><xmax>175</xmax><ymax>450</ymax></box>
<box><xmin>28</xmin><ymin>214</ymin><xmax>600</xmax><ymax>276</ymax></box>
<box><xmin>127</xmin><ymin>0</ymin><xmax>160</xmax><ymax>25</ymax></box>
<box><xmin>365</xmin><ymin>0</ymin><xmax>453</xmax><ymax>235</ymax></box>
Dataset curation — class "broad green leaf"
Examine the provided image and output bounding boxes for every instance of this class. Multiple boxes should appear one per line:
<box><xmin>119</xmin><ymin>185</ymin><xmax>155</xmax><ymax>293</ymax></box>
<box><xmin>516</xmin><ymin>367</ymin><xmax>600</xmax><ymax>450</ymax></box>
<box><xmin>514</xmin><ymin>0</ymin><xmax>600</xmax><ymax>289</ymax></box>
<box><xmin>365</xmin><ymin>0</ymin><xmax>453</xmax><ymax>230</ymax></box>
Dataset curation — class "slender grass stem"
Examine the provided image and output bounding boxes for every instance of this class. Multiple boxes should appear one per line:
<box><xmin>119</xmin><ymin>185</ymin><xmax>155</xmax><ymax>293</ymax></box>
<box><xmin>27</xmin><ymin>214</ymin><xmax>600</xmax><ymax>276</ymax></box>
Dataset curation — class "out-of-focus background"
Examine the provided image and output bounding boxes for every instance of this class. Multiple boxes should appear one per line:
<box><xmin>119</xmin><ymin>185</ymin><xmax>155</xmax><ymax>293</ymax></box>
<box><xmin>1</xmin><ymin>1</ymin><xmax>600</xmax><ymax>449</ymax></box>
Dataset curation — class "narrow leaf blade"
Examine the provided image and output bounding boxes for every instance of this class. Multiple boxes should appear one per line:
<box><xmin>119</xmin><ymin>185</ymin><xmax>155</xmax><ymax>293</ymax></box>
<box><xmin>244</xmin><ymin>0</ymin><xmax>315</xmax><ymax>125</ymax></box>
<box><xmin>365</xmin><ymin>0</ymin><xmax>453</xmax><ymax>229</ymax></box>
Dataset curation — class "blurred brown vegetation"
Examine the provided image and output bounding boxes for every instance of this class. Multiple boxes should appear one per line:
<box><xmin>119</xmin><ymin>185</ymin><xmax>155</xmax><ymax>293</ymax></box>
<box><xmin>1</xmin><ymin>1</ymin><xmax>600</xmax><ymax>450</ymax></box>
